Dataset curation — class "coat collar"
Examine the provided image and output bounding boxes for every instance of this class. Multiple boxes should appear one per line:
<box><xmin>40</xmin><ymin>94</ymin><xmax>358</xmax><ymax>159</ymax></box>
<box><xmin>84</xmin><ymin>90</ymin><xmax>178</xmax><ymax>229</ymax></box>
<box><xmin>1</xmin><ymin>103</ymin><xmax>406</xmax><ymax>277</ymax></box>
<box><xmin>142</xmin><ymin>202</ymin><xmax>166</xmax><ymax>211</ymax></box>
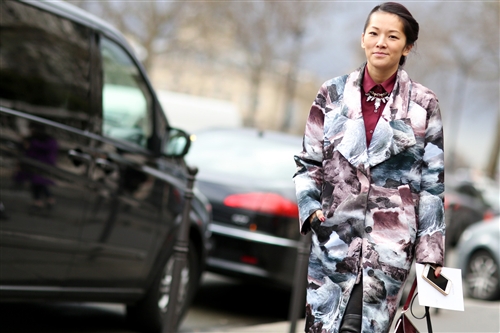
<box><xmin>333</xmin><ymin>63</ymin><xmax>416</xmax><ymax>170</ymax></box>
<box><xmin>362</xmin><ymin>67</ymin><xmax>397</xmax><ymax>96</ymax></box>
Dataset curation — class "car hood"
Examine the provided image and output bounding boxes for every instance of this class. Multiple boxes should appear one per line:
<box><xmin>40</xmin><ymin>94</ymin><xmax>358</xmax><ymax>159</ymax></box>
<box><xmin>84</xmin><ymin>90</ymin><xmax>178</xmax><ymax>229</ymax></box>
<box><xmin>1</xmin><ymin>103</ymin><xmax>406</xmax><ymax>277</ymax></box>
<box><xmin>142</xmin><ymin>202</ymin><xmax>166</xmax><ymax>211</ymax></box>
<box><xmin>194</xmin><ymin>172</ymin><xmax>296</xmax><ymax>204</ymax></box>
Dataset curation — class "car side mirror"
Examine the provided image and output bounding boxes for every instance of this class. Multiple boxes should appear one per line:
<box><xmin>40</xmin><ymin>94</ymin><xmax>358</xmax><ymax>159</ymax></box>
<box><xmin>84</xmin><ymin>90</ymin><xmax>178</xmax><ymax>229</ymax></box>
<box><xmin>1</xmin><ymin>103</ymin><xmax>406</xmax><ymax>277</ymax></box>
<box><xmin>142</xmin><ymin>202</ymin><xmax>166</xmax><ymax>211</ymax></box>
<box><xmin>163</xmin><ymin>127</ymin><xmax>191</xmax><ymax>157</ymax></box>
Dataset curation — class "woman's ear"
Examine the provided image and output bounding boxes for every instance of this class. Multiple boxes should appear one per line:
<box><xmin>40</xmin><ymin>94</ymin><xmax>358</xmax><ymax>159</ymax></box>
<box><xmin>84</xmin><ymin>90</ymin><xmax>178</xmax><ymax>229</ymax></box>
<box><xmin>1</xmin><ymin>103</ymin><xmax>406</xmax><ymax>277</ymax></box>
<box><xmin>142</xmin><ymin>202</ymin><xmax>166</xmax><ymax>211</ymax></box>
<box><xmin>361</xmin><ymin>33</ymin><xmax>365</xmax><ymax>49</ymax></box>
<box><xmin>403</xmin><ymin>43</ymin><xmax>413</xmax><ymax>56</ymax></box>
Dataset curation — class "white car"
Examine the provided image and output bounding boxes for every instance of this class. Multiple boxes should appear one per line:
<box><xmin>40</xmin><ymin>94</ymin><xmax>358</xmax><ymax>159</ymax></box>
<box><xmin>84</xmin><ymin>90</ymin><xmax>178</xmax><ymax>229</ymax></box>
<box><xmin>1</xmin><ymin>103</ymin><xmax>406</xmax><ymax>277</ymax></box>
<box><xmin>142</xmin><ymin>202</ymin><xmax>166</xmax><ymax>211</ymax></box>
<box><xmin>456</xmin><ymin>216</ymin><xmax>500</xmax><ymax>300</ymax></box>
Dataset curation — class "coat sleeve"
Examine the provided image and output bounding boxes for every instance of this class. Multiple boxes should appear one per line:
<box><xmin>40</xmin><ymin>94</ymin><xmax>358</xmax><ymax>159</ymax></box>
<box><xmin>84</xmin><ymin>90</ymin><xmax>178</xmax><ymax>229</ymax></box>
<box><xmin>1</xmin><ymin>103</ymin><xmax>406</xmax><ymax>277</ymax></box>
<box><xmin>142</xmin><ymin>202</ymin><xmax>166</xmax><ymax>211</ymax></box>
<box><xmin>414</xmin><ymin>98</ymin><xmax>446</xmax><ymax>266</ymax></box>
<box><xmin>293</xmin><ymin>83</ymin><xmax>327</xmax><ymax>235</ymax></box>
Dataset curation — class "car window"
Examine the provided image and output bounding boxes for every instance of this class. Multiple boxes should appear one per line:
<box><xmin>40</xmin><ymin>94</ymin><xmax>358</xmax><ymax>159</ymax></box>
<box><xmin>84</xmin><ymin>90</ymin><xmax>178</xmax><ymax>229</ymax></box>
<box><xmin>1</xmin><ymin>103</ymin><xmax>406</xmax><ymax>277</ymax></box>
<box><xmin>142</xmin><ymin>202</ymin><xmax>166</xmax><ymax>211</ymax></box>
<box><xmin>0</xmin><ymin>1</ymin><xmax>91</xmax><ymax>130</ymax></box>
<box><xmin>186</xmin><ymin>132</ymin><xmax>299</xmax><ymax>183</ymax></box>
<box><xmin>100</xmin><ymin>37</ymin><xmax>153</xmax><ymax>148</ymax></box>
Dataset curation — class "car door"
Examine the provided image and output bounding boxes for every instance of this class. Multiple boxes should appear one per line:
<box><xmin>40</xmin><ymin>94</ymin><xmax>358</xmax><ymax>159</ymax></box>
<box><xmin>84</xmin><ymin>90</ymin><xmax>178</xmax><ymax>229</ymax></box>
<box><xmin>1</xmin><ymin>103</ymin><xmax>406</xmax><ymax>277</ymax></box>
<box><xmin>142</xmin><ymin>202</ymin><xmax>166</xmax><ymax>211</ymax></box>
<box><xmin>0</xmin><ymin>1</ymin><xmax>92</xmax><ymax>287</ymax></box>
<box><xmin>65</xmin><ymin>35</ymin><xmax>182</xmax><ymax>288</ymax></box>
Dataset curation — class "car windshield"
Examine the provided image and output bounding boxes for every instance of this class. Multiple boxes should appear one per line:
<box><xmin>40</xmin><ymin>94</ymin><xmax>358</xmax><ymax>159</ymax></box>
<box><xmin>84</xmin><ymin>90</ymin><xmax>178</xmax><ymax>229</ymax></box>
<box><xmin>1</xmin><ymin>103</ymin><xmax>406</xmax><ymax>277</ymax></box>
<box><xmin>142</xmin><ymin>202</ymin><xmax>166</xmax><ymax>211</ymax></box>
<box><xmin>186</xmin><ymin>131</ymin><xmax>301</xmax><ymax>185</ymax></box>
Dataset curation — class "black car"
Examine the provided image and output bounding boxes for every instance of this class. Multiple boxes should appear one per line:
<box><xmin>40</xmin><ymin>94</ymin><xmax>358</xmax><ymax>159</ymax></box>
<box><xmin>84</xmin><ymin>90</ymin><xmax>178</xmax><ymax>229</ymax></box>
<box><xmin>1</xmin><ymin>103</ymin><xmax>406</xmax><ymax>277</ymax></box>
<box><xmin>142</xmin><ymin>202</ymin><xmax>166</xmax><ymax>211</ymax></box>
<box><xmin>185</xmin><ymin>128</ymin><xmax>302</xmax><ymax>288</ymax></box>
<box><xmin>0</xmin><ymin>1</ymin><xmax>211</xmax><ymax>332</ymax></box>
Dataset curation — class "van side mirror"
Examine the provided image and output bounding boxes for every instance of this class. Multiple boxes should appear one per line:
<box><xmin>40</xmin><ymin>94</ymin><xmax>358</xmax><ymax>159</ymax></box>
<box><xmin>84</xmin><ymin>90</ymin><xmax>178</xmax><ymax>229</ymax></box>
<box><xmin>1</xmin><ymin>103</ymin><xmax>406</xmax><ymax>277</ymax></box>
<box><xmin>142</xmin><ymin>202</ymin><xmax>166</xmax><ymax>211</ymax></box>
<box><xmin>163</xmin><ymin>127</ymin><xmax>191</xmax><ymax>157</ymax></box>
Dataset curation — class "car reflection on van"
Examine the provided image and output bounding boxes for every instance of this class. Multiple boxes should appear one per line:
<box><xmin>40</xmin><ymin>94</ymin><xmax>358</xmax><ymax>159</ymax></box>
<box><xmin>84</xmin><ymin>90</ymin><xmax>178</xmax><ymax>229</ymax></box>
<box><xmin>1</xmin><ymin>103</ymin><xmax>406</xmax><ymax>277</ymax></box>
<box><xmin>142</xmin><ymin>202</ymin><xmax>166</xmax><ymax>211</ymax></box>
<box><xmin>102</xmin><ymin>85</ymin><xmax>149</xmax><ymax>144</ymax></box>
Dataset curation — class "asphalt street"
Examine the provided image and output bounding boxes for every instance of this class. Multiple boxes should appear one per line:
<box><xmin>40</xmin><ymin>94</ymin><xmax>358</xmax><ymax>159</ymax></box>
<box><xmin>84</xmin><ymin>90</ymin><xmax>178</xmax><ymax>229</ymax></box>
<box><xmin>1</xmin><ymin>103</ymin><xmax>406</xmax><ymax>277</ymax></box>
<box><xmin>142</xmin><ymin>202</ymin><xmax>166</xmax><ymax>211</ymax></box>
<box><xmin>0</xmin><ymin>281</ymin><xmax>498</xmax><ymax>333</ymax></box>
<box><xmin>1</xmin><ymin>251</ymin><xmax>498</xmax><ymax>333</ymax></box>
<box><xmin>179</xmin><ymin>272</ymin><xmax>293</xmax><ymax>332</ymax></box>
<box><xmin>210</xmin><ymin>298</ymin><xmax>500</xmax><ymax>333</ymax></box>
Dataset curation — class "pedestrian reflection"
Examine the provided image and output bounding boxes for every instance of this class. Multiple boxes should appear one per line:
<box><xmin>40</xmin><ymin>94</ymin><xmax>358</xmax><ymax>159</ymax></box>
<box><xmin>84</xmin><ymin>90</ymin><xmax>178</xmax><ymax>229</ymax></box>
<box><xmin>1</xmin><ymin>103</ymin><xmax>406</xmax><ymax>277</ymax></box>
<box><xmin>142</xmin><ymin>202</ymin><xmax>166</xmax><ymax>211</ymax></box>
<box><xmin>14</xmin><ymin>122</ymin><xmax>58</xmax><ymax>215</ymax></box>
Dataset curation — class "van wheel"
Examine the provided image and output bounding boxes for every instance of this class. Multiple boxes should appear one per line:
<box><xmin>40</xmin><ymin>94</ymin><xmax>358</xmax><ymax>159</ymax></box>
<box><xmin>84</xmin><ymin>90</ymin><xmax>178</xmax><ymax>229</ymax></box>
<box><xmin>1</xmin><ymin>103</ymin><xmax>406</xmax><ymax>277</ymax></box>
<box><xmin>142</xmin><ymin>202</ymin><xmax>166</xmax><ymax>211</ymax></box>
<box><xmin>127</xmin><ymin>240</ymin><xmax>200</xmax><ymax>333</ymax></box>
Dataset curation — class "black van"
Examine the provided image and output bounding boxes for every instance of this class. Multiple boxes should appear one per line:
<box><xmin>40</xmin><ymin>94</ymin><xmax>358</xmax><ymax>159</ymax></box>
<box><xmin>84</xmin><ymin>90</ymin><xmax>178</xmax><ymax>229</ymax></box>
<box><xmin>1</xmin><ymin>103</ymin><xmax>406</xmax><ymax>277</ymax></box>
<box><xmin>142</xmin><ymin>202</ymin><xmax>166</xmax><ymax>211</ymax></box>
<box><xmin>0</xmin><ymin>1</ymin><xmax>211</xmax><ymax>332</ymax></box>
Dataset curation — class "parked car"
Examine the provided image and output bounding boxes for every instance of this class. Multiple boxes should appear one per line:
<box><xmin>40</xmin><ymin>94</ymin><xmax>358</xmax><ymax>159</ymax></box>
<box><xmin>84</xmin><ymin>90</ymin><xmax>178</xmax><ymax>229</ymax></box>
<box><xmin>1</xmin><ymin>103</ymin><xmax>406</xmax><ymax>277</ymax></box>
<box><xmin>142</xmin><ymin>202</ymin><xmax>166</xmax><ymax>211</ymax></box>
<box><xmin>456</xmin><ymin>216</ymin><xmax>500</xmax><ymax>301</ymax></box>
<box><xmin>445</xmin><ymin>181</ymin><xmax>497</xmax><ymax>247</ymax></box>
<box><xmin>185</xmin><ymin>128</ymin><xmax>302</xmax><ymax>288</ymax></box>
<box><xmin>0</xmin><ymin>1</ymin><xmax>211</xmax><ymax>332</ymax></box>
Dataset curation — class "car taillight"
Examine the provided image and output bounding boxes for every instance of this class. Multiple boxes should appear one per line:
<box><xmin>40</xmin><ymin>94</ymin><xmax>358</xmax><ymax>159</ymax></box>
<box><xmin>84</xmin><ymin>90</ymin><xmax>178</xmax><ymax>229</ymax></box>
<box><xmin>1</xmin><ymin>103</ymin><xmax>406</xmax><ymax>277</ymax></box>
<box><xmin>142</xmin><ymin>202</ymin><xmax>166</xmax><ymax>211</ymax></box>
<box><xmin>240</xmin><ymin>255</ymin><xmax>258</xmax><ymax>265</ymax></box>
<box><xmin>483</xmin><ymin>210</ymin><xmax>495</xmax><ymax>221</ymax></box>
<box><xmin>223</xmin><ymin>192</ymin><xmax>299</xmax><ymax>218</ymax></box>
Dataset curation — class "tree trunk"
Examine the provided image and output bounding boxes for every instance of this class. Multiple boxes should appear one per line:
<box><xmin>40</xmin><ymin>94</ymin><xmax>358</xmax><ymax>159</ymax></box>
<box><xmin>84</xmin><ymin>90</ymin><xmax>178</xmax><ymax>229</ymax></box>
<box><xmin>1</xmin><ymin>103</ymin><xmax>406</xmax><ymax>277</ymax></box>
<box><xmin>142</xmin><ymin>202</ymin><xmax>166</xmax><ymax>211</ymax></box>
<box><xmin>244</xmin><ymin>66</ymin><xmax>263</xmax><ymax>127</ymax></box>
<box><xmin>280</xmin><ymin>29</ymin><xmax>304</xmax><ymax>132</ymax></box>
<box><xmin>486</xmin><ymin>114</ymin><xmax>500</xmax><ymax>179</ymax></box>
<box><xmin>447</xmin><ymin>69</ymin><xmax>468</xmax><ymax>172</ymax></box>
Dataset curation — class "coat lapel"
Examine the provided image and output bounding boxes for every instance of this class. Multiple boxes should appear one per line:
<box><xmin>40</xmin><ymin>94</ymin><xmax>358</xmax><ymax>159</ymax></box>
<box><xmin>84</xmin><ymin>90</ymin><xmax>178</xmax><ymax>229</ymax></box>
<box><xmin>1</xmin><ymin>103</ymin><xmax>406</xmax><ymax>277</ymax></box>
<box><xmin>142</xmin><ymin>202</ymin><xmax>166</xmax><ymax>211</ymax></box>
<box><xmin>333</xmin><ymin>67</ymin><xmax>369</xmax><ymax>168</ymax></box>
<box><xmin>330</xmin><ymin>65</ymin><xmax>416</xmax><ymax>170</ymax></box>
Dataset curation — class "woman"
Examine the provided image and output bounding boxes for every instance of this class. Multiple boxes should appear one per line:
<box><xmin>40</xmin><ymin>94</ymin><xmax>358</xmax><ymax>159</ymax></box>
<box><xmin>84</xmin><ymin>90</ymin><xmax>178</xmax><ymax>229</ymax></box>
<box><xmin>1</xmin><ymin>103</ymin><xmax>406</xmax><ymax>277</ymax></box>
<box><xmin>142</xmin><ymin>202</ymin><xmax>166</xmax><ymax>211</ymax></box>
<box><xmin>293</xmin><ymin>2</ymin><xmax>445</xmax><ymax>333</ymax></box>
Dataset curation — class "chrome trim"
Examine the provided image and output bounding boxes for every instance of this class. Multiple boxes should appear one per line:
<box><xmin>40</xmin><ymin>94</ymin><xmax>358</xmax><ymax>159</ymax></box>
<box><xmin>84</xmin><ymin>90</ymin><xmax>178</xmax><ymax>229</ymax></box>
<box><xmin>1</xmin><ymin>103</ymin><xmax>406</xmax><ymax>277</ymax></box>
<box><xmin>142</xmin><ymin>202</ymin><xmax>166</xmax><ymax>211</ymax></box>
<box><xmin>207</xmin><ymin>258</ymin><xmax>269</xmax><ymax>278</ymax></box>
<box><xmin>208</xmin><ymin>223</ymin><xmax>299</xmax><ymax>248</ymax></box>
<box><xmin>0</xmin><ymin>285</ymin><xmax>143</xmax><ymax>294</ymax></box>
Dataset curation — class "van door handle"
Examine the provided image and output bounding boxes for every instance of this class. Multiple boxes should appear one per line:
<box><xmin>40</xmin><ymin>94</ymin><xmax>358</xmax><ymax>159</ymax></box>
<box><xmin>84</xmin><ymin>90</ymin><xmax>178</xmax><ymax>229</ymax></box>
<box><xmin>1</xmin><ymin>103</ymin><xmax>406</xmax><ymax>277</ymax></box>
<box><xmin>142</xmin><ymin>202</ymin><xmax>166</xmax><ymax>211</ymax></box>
<box><xmin>68</xmin><ymin>149</ymin><xmax>91</xmax><ymax>166</ymax></box>
<box><xmin>95</xmin><ymin>158</ymin><xmax>117</xmax><ymax>174</ymax></box>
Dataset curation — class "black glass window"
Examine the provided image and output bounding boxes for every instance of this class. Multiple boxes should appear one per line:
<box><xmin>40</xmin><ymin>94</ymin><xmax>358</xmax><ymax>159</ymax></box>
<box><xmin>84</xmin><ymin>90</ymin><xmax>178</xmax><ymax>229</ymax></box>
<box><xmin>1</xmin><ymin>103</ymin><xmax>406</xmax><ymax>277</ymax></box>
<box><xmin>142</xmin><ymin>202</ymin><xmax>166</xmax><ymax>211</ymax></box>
<box><xmin>0</xmin><ymin>1</ymin><xmax>91</xmax><ymax>130</ymax></box>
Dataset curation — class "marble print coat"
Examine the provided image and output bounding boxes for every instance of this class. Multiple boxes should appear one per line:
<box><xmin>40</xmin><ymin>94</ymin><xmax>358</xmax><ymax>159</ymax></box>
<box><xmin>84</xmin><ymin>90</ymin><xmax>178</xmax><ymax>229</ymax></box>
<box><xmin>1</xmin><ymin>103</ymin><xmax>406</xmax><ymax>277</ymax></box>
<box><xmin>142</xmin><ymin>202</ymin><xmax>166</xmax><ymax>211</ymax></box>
<box><xmin>293</xmin><ymin>63</ymin><xmax>445</xmax><ymax>333</ymax></box>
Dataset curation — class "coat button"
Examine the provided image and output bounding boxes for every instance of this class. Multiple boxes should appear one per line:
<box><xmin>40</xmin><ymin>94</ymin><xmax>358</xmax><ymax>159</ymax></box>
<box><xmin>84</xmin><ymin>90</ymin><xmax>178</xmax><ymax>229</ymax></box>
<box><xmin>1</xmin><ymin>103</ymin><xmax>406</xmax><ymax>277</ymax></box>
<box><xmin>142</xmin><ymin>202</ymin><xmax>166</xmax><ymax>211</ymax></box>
<box><xmin>365</xmin><ymin>226</ymin><xmax>373</xmax><ymax>233</ymax></box>
<box><xmin>368</xmin><ymin>269</ymin><xmax>375</xmax><ymax>277</ymax></box>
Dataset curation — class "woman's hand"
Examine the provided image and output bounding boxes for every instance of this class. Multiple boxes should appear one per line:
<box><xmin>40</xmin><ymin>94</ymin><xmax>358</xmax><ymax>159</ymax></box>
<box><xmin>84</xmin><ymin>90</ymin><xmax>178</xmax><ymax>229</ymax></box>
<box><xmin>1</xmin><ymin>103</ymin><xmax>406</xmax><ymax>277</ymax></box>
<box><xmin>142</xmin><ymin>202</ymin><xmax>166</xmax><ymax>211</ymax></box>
<box><xmin>312</xmin><ymin>210</ymin><xmax>325</xmax><ymax>222</ymax></box>
<box><xmin>434</xmin><ymin>265</ymin><xmax>442</xmax><ymax>277</ymax></box>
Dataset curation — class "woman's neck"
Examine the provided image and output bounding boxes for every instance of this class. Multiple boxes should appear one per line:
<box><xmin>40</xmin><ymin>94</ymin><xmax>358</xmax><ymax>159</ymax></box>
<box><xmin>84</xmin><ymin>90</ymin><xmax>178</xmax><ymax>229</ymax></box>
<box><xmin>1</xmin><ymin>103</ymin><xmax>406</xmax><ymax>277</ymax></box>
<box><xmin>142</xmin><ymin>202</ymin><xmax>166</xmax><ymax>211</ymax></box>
<box><xmin>366</xmin><ymin>64</ymin><xmax>398</xmax><ymax>84</ymax></box>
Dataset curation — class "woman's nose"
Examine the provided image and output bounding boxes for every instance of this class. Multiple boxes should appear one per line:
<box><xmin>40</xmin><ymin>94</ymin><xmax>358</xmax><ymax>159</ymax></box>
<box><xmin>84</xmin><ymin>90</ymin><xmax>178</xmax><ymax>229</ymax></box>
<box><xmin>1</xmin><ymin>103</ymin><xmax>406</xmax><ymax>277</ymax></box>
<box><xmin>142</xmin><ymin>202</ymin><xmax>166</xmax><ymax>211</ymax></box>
<box><xmin>376</xmin><ymin>37</ymin><xmax>387</xmax><ymax>48</ymax></box>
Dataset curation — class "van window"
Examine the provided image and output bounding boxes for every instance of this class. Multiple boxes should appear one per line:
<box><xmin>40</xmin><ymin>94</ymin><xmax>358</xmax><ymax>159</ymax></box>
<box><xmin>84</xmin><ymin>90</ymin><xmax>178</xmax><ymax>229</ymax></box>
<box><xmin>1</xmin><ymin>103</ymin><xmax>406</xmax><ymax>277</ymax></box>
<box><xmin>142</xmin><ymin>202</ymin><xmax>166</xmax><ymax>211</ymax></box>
<box><xmin>100</xmin><ymin>37</ymin><xmax>153</xmax><ymax>149</ymax></box>
<box><xmin>0</xmin><ymin>1</ymin><xmax>92</xmax><ymax>130</ymax></box>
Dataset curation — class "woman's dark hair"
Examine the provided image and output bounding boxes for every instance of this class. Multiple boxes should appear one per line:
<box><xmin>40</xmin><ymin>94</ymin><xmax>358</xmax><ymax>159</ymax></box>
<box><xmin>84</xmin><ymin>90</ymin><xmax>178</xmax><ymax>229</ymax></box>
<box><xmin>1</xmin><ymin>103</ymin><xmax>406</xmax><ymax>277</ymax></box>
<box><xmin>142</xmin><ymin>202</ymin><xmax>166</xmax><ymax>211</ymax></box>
<box><xmin>363</xmin><ymin>2</ymin><xmax>419</xmax><ymax>66</ymax></box>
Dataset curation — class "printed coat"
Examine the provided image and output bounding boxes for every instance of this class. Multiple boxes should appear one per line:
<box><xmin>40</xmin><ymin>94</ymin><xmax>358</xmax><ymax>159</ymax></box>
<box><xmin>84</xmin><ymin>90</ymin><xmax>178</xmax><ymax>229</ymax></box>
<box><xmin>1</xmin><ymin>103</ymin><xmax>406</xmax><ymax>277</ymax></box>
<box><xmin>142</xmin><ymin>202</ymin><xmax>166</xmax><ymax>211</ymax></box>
<box><xmin>293</xmin><ymin>63</ymin><xmax>445</xmax><ymax>333</ymax></box>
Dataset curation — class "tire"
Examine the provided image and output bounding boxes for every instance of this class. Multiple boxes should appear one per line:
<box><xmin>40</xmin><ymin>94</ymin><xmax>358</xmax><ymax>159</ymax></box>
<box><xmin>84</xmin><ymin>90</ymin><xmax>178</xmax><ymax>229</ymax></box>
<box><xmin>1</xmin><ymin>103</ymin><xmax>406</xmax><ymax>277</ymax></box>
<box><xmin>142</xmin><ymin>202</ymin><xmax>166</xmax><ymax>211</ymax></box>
<box><xmin>127</xmin><ymin>240</ymin><xmax>201</xmax><ymax>333</ymax></box>
<box><xmin>465</xmin><ymin>250</ymin><xmax>500</xmax><ymax>301</ymax></box>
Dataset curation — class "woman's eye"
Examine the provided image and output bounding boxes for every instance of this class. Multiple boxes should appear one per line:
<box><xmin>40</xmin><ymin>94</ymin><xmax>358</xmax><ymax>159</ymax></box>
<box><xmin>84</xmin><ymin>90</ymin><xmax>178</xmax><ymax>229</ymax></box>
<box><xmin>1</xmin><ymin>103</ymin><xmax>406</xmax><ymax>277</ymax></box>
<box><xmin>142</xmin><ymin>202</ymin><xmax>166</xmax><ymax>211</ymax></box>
<box><xmin>389</xmin><ymin>35</ymin><xmax>399</xmax><ymax>39</ymax></box>
<box><xmin>368</xmin><ymin>31</ymin><xmax>377</xmax><ymax>36</ymax></box>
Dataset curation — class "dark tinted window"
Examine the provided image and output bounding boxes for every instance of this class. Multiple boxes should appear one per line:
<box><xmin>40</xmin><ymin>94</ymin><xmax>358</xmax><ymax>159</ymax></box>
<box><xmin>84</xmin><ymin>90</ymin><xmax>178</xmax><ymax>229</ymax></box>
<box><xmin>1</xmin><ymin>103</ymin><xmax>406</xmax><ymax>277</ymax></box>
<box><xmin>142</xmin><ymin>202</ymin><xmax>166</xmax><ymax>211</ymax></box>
<box><xmin>0</xmin><ymin>1</ymin><xmax>91</xmax><ymax>130</ymax></box>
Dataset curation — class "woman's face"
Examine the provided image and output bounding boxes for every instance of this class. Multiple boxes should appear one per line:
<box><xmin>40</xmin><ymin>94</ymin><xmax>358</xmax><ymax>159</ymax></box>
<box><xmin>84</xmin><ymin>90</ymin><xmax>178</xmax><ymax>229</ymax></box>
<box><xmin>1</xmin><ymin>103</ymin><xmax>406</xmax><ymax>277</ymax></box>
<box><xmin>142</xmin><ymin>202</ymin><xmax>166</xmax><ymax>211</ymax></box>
<box><xmin>361</xmin><ymin>11</ymin><xmax>412</xmax><ymax>77</ymax></box>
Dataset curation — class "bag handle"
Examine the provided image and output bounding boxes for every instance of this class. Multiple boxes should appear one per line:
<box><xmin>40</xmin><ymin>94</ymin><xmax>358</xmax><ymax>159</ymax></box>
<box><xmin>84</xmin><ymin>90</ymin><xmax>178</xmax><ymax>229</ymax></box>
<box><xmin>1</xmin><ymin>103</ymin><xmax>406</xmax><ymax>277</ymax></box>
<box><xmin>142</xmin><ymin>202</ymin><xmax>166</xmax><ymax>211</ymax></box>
<box><xmin>403</xmin><ymin>278</ymin><xmax>434</xmax><ymax>333</ymax></box>
<box><xmin>403</xmin><ymin>278</ymin><xmax>417</xmax><ymax>311</ymax></box>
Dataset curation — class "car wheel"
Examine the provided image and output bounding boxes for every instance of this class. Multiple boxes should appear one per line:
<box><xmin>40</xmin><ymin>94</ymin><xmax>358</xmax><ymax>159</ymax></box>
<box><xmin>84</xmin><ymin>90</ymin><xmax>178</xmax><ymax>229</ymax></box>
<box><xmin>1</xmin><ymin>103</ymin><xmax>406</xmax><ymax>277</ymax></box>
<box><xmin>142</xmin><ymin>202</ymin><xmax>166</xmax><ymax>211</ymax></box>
<box><xmin>127</xmin><ymin>240</ymin><xmax>200</xmax><ymax>333</ymax></box>
<box><xmin>465</xmin><ymin>250</ymin><xmax>500</xmax><ymax>301</ymax></box>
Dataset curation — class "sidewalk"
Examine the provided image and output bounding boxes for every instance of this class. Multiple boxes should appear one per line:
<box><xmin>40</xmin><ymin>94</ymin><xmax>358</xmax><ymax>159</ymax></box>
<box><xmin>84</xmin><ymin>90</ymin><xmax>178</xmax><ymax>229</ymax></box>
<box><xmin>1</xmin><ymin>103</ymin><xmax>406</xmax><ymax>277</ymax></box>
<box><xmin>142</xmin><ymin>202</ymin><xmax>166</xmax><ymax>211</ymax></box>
<box><xmin>213</xmin><ymin>299</ymin><xmax>499</xmax><ymax>333</ymax></box>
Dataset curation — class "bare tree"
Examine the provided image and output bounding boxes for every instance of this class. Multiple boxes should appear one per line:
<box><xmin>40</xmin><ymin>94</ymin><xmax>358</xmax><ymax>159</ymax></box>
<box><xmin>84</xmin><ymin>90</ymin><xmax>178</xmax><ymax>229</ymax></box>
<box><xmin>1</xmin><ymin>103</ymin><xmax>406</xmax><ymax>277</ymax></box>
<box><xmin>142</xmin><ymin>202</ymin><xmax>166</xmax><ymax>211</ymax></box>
<box><xmin>407</xmin><ymin>2</ymin><xmax>499</xmax><ymax>173</ymax></box>
<box><xmin>71</xmin><ymin>1</ymin><xmax>188</xmax><ymax>72</ymax></box>
<box><xmin>70</xmin><ymin>0</ymin><xmax>331</xmax><ymax>129</ymax></box>
<box><xmin>278</xmin><ymin>2</ymin><xmax>324</xmax><ymax>132</ymax></box>
<box><xmin>215</xmin><ymin>2</ymin><xmax>284</xmax><ymax>127</ymax></box>
<box><xmin>212</xmin><ymin>1</ymin><xmax>328</xmax><ymax>128</ymax></box>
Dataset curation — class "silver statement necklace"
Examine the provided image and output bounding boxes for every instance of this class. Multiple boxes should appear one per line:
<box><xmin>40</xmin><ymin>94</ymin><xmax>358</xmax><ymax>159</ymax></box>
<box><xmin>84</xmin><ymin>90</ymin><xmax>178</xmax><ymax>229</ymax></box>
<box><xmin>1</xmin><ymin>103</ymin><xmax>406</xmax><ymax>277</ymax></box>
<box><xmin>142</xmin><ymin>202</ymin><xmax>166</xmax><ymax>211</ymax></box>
<box><xmin>365</xmin><ymin>90</ymin><xmax>390</xmax><ymax>111</ymax></box>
